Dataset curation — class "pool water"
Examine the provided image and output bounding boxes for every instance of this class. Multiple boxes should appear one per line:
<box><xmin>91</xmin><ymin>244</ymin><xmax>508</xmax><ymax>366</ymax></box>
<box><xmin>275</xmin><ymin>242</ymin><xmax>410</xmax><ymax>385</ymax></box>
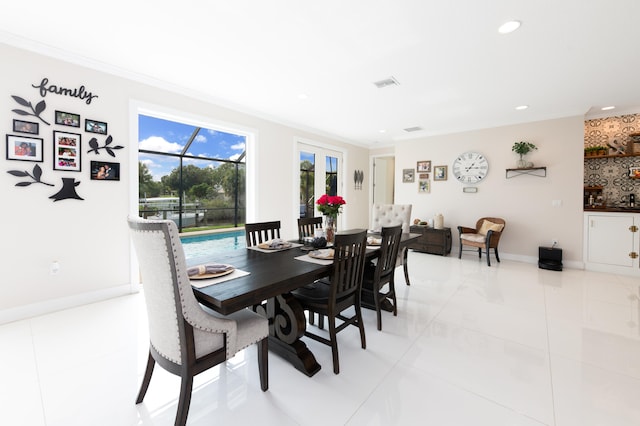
<box><xmin>180</xmin><ymin>229</ymin><xmax>246</xmax><ymax>260</ymax></box>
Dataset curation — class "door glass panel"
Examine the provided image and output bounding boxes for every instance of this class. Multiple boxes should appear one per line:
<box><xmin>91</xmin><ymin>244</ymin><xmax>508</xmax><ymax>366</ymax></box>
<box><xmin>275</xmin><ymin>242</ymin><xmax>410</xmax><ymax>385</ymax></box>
<box><xmin>300</xmin><ymin>151</ymin><xmax>315</xmax><ymax>218</ymax></box>
<box><xmin>325</xmin><ymin>156</ymin><xmax>338</xmax><ymax>196</ymax></box>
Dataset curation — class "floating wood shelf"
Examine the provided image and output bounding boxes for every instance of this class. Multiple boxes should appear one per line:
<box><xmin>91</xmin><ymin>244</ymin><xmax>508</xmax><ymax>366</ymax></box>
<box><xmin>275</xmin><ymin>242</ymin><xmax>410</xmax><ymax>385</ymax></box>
<box><xmin>505</xmin><ymin>166</ymin><xmax>547</xmax><ymax>178</ymax></box>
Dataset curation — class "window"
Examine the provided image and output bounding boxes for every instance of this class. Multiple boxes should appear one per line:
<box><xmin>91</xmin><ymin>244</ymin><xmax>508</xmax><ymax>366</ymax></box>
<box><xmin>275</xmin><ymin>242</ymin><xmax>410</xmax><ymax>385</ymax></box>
<box><xmin>138</xmin><ymin>114</ymin><xmax>247</xmax><ymax>232</ymax></box>
<box><xmin>298</xmin><ymin>142</ymin><xmax>343</xmax><ymax>220</ymax></box>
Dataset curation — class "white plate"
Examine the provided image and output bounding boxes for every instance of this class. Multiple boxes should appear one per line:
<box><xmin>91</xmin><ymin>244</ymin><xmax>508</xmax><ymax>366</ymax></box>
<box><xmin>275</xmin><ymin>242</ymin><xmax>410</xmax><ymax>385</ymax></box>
<box><xmin>189</xmin><ymin>265</ymin><xmax>235</xmax><ymax>280</ymax></box>
<box><xmin>308</xmin><ymin>249</ymin><xmax>334</xmax><ymax>260</ymax></box>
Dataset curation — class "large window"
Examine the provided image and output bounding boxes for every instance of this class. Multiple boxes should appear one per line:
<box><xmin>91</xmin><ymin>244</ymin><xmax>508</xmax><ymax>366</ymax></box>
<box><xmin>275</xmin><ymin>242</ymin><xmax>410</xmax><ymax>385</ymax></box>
<box><xmin>138</xmin><ymin>114</ymin><xmax>246</xmax><ymax>232</ymax></box>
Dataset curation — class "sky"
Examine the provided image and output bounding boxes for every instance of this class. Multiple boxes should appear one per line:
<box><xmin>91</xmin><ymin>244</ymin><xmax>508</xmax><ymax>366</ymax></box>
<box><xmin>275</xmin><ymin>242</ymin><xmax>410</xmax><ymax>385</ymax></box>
<box><xmin>138</xmin><ymin>115</ymin><xmax>246</xmax><ymax>181</ymax></box>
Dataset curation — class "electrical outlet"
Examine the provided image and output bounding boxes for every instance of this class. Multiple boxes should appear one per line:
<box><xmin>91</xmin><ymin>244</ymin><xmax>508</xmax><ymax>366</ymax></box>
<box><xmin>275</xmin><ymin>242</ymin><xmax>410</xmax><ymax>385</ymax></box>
<box><xmin>50</xmin><ymin>261</ymin><xmax>60</xmax><ymax>275</ymax></box>
<box><xmin>552</xmin><ymin>239</ymin><xmax>559</xmax><ymax>247</ymax></box>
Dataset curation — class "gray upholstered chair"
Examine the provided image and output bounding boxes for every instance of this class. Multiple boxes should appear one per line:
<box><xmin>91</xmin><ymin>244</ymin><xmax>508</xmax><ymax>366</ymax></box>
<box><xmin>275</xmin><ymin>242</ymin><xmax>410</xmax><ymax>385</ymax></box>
<box><xmin>371</xmin><ymin>204</ymin><xmax>412</xmax><ymax>284</ymax></box>
<box><xmin>128</xmin><ymin>217</ymin><xmax>268</xmax><ymax>426</ymax></box>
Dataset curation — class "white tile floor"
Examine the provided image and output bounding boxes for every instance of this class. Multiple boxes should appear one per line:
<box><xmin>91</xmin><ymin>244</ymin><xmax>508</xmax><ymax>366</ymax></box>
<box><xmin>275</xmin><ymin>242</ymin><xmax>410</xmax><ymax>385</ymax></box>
<box><xmin>2</xmin><ymin>252</ymin><xmax>640</xmax><ymax>426</ymax></box>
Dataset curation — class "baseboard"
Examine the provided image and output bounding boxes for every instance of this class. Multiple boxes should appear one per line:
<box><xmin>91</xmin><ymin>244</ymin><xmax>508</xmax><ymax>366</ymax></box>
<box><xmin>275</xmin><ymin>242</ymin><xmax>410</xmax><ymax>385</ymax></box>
<box><xmin>0</xmin><ymin>283</ymin><xmax>140</xmax><ymax>325</ymax></box>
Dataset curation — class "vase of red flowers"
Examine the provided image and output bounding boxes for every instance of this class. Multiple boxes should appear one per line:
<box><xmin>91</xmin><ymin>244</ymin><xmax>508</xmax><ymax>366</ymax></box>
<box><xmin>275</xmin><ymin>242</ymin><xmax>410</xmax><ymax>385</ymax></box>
<box><xmin>316</xmin><ymin>194</ymin><xmax>346</xmax><ymax>243</ymax></box>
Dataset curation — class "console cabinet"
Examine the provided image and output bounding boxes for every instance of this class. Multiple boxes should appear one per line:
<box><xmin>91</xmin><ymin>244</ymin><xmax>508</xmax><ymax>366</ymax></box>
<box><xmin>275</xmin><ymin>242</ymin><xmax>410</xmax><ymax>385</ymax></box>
<box><xmin>408</xmin><ymin>226</ymin><xmax>452</xmax><ymax>256</ymax></box>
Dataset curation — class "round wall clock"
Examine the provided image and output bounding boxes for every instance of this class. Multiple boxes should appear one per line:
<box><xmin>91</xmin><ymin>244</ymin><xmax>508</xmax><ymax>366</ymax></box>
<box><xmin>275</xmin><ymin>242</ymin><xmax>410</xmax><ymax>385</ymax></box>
<box><xmin>452</xmin><ymin>151</ymin><xmax>489</xmax><ymax>184</ymax></box>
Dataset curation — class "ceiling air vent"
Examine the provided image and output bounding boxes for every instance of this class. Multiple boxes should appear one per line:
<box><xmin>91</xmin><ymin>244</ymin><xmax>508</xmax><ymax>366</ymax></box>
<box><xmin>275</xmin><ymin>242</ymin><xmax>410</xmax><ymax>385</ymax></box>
<box><xmin>403</xmin><ymin>126</ymin><xmax>423</xmax><ymax>132</ymax></box>
<box><xmin>373</xmin><ymin>76</ymin><xmax>400</xmax><ymax>89</ymax></box>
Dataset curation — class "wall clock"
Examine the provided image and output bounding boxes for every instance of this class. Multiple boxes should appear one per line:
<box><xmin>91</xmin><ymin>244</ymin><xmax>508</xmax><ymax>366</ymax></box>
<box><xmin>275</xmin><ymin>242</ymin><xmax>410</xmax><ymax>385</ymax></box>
<box><xmin>452</xmin><ymin>151</ymin><xmax>489</xmax><ymax>184</ymax></box>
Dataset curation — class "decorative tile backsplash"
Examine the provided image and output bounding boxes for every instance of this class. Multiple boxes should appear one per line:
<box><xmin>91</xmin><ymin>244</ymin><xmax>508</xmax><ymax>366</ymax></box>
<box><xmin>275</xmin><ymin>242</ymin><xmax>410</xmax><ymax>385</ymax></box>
<box><xmin>584</xmin><ymin>114</ymin><xmax>640</xmax><ymax>205</ymax></box>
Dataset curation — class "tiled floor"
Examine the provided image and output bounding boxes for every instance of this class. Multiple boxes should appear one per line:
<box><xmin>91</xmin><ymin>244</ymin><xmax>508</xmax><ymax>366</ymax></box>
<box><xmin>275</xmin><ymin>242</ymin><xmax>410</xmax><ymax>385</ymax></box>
<box><xmin>2</xmin><ymin>252</ymin><xmax>640</xmax><ymax>425</ymax></box>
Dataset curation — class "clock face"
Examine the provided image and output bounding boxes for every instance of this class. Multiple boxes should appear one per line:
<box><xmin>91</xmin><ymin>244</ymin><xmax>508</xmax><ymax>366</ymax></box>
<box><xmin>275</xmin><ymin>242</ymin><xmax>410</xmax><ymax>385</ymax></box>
<box><xmin>452</xmin><ymin>152</ymin><xmax>489</xmax><ymax>184</ymax></box>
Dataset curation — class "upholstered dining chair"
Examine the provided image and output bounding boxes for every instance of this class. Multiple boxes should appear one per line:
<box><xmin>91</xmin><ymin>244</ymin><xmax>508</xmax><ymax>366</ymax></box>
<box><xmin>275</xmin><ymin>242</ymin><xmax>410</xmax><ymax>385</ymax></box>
<box><xmin>128</xmin><ymin>217</ymin><xmax>269</xmax><ymax>426</ymax></box>
<box><xmin>292</xmin><ymin>229</ymin><xmax>368</xmax><ymax>374</ymax></box>
<box><xmin>371</xmin><ymin>204</ymin><xmax>412</xmax><ymax>284</ymax></box>
<box><xmin>245</xmin><ymin>221</ymin><xmax>281</xmax><ymax>247</ymax></box>
<box><xmin>361</xmin><ymin>224</ymin><xmax>403</xmax><ymax>331</ymax></box>
<box><xmin>457</xmin><ymin>217</ymin><xmax>506</xmax><ymax>266</ymax></box>
<box><xmin>297</xmin><ymin>216</ymin><xmax>323</xmax><ymax>240</ymax></box>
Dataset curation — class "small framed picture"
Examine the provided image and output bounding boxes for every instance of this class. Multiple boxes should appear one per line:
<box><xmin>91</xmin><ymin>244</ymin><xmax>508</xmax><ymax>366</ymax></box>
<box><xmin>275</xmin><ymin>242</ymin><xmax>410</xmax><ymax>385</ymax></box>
<box><xmin>91</xmin><ymin>161</ymin><xmax>120</xmax><ymax>181</ymax></box>
<box><xmin>85</xmin><ymin>119</ymin><xmax>108</xmax><ymax>135</ymax></box>
<box><xmin>6</xmin><ymin>134</ymin><xmax>43</xmax><ymax>162</ymax></box>
<box><xmin>55</xmin><ymin>110</ymin><xmax>80</xmax><ymax>128</ymax></box>
<box><xmin>418</xmin><ymin>173</ymin><xmax>430</xmax><ymax>193</ymax></box>
<box><xmin>434</xmin><ymin>165</ymin><xmax>448</xmax><ymax>181</ymax></box>
<box><xmin>417</xmin><ymin>160</ymin><xmax>431</xmax><ymax>173</ymax></box>
<box><xmin>629</xmin><ymin>166</ymin><xmax>640</xmax><ymax>179</ymax></box>
<box><xmin>53</xmin><ymin>130</ymin><xmax>81</xmax><ymax>171</ymax></box>
<box><xmin>13</xmin><ymin>119</ymin><xmax>39</xmax><ymax>135</ymax></box>
<box><xmin>403</xmin><ymin>168</ymin><xmax>415</xmax><ymax>183</ymax></box>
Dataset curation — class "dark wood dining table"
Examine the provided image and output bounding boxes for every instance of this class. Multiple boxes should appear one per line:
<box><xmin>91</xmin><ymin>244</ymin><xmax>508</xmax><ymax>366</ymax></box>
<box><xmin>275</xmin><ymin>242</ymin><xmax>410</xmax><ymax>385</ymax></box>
<box><xmin>191</xmin><ymin>231</ymin><xmax>419</xmax><ymax>377</ymax></box>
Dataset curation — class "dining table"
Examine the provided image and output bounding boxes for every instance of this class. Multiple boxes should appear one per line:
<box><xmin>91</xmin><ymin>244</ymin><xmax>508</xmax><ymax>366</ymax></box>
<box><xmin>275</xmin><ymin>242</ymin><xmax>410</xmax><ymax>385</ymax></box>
<box><xmin>191</xmin><ymin>230</ymin><xmax>420</xmax><ymax>377</ymax></box>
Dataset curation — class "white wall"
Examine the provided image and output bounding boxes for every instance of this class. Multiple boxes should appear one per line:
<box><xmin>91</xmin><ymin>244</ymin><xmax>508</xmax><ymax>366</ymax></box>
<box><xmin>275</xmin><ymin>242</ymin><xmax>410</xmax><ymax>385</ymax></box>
<box><xmin>394</xmin><ymin>116</ymin><xmax>585</xmax><ymax>264</ymax></box>
<box><xmin>0</xmin><ymin>43</ymin><xmax>370</xmax><ymax>323</ymax></box>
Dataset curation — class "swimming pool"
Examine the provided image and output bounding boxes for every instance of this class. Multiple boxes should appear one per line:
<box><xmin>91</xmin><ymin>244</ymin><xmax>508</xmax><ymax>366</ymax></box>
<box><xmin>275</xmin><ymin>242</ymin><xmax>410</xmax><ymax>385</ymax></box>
<box><xmin>180</xmin><ymin>229</ymin><xmax>246</xmax><ymax>260</ymax></box>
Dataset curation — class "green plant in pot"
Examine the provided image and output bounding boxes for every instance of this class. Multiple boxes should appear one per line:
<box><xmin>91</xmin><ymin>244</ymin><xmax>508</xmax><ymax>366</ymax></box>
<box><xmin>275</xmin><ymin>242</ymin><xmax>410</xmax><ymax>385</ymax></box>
<box><xmin>512</xmin><ymin>141</ymin><xmax>537</xmax><ymax>168</ymax></box>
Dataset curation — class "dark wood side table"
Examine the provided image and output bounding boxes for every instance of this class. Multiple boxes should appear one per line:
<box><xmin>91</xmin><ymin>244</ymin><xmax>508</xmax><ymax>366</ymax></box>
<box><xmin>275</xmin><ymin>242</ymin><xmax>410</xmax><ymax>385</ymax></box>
<box><xmin>408</xmin><ymin>225</ymin><xmax>452</xmax><ymax>256</ymax></box>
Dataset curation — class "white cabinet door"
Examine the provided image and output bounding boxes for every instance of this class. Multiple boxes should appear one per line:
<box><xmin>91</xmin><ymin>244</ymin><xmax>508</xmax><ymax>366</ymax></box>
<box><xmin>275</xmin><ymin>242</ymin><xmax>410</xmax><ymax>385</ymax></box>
<box><xmin>586</xmin><ymin>214</ymin><xmax>635</xmax><ymax>266</ymax></box>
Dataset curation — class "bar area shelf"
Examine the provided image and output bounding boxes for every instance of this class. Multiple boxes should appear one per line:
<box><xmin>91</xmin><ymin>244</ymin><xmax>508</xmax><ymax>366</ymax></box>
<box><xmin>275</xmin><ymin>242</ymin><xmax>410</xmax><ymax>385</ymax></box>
<box><xmin>505</xmin><ymin>166</ymin><xmax>547</xmax><ymax>178</ymax></box>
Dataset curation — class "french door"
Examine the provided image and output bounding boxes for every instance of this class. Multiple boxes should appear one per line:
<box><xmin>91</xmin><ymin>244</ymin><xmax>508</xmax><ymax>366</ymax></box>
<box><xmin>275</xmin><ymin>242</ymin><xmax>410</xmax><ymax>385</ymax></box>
<box><xmin>298</xmin><ymin>142</ymin><xmax>343</xmax><ymax>222</ymax></box>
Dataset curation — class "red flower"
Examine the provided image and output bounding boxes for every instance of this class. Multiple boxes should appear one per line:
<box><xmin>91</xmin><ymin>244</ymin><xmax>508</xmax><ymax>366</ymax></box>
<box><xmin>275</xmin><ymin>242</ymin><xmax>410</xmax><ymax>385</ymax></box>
<box><xmin>316</xmin><ymin>194</ymin><xmax>346</xmax><ymax>216</ymax></box>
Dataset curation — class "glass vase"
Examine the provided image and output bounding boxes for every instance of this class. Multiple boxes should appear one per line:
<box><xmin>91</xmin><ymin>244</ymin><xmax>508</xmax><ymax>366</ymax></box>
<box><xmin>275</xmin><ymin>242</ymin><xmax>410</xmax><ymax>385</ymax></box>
<box><xmin>324</xmin><ymin>215</ymin><xmax>337</xmax><ymax>243</ymax></box>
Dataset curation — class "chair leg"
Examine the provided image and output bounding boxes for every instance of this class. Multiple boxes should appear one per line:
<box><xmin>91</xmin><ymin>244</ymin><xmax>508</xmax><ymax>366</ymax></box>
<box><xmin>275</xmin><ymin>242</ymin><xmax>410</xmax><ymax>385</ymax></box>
<box><xmin>328</xmin><ymin>316</ymin><xmax>340</xmax><ymax>374</ymax></box>
<box><xmin>402</xmin><ymin>248</ymin><xmax>411</xmax><ymax>286</ymax></box>
<box><xmin>175</xmin><ymin>372</ymin><xmax>193</xmax><ymax>426</ymax></box>
<box><xmin>494</xmin><ymin>247</ymin><xmax>500</xmax><ymax>263</ymax></box>
<box><xmin>355</xmin><ymin>303</ymin><xmax>367</xmax><ymax>350</ymax></box>
<box><xmin>374</xmin><ymin>290</ymin><xmax>382</xmax><ymax>331</ymax></box>
<box><xmin>318</xmin><ymin>314</ymin><xmax>325</xmax><ymax>330</ymax></box>
<box><xmin>478</xmin><ymin>248</ymin><xmax>482</xmax><ymax>259</ymax></box>
<box><xmin>136</xmin><ymin>351</ymin><xmax>155</xmax><ymax>404</ymax></box>
<box><xmin>458</xmin><ymin>240</ymin><xmax>463</xmax><ymax>259</ymax></box>
<box><xmin>390</xmin><ymin>282</ymin><xmax>397</xmax><ymax>317</ymax></box>
<box><xmin>309</xmin><ymin>312</ymin><xmax>315</xmax><ymax>325</ymax></box>
<box><xmin>486</xmin><ymin>247</ymin><xmax>491</xmax><ymax>266</ymax></box>
<box><xmin>257</xmin><ymin>337</ymin><xmax>269</xmax><ymax>391</ymax></box>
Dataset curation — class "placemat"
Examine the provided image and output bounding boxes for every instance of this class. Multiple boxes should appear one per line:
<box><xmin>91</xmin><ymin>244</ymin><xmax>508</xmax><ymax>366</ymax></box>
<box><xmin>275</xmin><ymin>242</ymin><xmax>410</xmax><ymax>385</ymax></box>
<box><xmin>247</xmin><ymin>242</ymin><xmax>303</xmax><ymax>253</ymax></box>
<box><xmin>190</xmin><ymin>269</ymin><xmax>250</xmax><ymax>288</ymax></box>
<box><xmin>294</xmin><ymin>254</ymin><xmax>333</xmax><ymax>266</ymax></box>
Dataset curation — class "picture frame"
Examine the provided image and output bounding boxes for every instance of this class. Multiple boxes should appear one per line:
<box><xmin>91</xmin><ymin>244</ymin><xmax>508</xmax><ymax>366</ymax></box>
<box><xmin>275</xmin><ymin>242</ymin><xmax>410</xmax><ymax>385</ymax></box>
<box><xmin>13</xmin><ymin>119</ymin><xmax>39</xmax><ymax>135</ymax></box>
<box><xmin>55</xmin><ymin>110</ymin><xmax>80</xmax><ymax>128</ymax></box>
<box><xmin>434</xmin><ymin>165</ymin><xmax>448</xmax><ymax>181</ymax></box>
<box><xmin>629</xmin><ymin>166</ymin><xmax>640</xmax><ymax>179</ymax></box>
<box><xmin>418</xmin><ymin>173</ymin><xmax>430</xmax><ymax>193</ymax></box>
<box><xmin>403</xmin><ymin>168</ymin><xmax>415</xmax><ymax>183</ymax></box>
<box><xmin>53</xmin><ymin>130</ymin><xmax>81</xmax><ymax>172</ymax></box>
<box><xmin>6</xmin><ymin>134</ymin><xmax>43</xmax><ymax>162</ymax></box>
<box><xmin>417</xmin><ymin>160</ymin><xmax>431</xmax><ymax>173</ymax></box>
<box><xmin>85</xmin><ymin>119</ymin><xmax>108</xmax><ymax>135</ymax></box>
<box><xmin>90</xmin><ymin>161</ymin><xmax>120</xmax><ymax>181</ymax></box>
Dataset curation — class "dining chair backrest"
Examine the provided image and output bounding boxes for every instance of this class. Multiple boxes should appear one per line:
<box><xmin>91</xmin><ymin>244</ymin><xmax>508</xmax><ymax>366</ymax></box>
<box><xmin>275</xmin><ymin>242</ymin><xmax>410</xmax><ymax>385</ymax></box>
<box><xmin>374</xmin><ymin>224</ymin><xmax>403</xmax><ymax>284</ymax></box>
<box><xmin>245</xmin><ymin>221</ymin><xmax>281</xmax><ymax>246</ymax></box>
<box><xmin>330</xmin><ymin>229</ymin><xmax>368</xmax><ymax>301</ymax></box>
<box><xmin>371</xmin><ymin>204</ymin><xmax>412</xmax><ymax>234</ymax></box>
<box><xmin>297</xmin><ymin>216</ymin><xmax>323</xmax><ymax>240</ymax></box>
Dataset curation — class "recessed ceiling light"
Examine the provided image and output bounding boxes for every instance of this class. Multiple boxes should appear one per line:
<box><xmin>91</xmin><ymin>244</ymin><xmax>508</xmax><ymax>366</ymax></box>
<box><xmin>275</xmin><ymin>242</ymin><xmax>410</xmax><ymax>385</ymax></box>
<box><xmin>515</xmin><ymin>105</ymin><xmax>529</xmax><ymax>110</ymax></box>
<box><xmin>601</xmin><ymin>106</ymin><xmax>615</xmax><ymax>111</ymax></box>
<box><xmin>297</xmin><ymin>93</ymin><xmax>308</xmax><ymax>100</ymax></box>
<box><xmin>498</xmin><ymin>20</ymin><xmax>521</xmax><ymax>34</ymax></box>
<box><xmin>373</xmin><ymin>77</ymin><xmax>400</xmax><ymax>89</ymax></box>
<box><xmin>379</xmin><ymin>129</ymin><xmax>386</xmax><ymax>133</ymax></box>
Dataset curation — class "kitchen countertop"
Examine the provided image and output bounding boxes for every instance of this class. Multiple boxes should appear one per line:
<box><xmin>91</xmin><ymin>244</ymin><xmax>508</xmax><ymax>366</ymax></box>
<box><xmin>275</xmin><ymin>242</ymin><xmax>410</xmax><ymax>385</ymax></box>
<box><xmin>584</xmin><ymin>206</ymin><xmax>640</xmax><ymax>213</ymax></box>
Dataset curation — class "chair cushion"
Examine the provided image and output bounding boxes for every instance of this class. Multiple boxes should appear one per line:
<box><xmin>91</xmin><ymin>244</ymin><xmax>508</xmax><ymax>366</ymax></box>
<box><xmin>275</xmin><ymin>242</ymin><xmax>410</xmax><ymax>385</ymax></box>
<box><xmin>460</xmin><ymin>233</ymin><xmax>486</xmax><ymax>243</ymax></box>
<box><xmin>478</xmin><ymin>220</ymin><xmax>504</xmax><ymax>236</ymax></box>
<box><xmin>291</xmin><ymin>281</ymin><xmax>330</xmax><ymax>303</ymax></box>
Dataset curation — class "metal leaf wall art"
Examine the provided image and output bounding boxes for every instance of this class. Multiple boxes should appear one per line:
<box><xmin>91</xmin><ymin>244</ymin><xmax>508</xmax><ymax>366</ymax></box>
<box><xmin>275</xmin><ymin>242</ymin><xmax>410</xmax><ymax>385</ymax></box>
<box><xmin>86</xmin><ymin>135</ymin><xmax>124</xmax><ymax>157</ymax></box>
<box><xmin>11</xmin><ymin>95</ymin><xmax>50</xmax><ymax>125</ymax></box>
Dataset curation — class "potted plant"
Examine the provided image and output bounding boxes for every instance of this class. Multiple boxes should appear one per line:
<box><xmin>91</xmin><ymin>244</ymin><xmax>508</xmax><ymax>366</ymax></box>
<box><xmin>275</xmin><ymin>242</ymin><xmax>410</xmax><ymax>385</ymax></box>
<box><xmin>512</xmin><ymin>141</ymin><xmax>537</xmax><ymax>168</ymax></box>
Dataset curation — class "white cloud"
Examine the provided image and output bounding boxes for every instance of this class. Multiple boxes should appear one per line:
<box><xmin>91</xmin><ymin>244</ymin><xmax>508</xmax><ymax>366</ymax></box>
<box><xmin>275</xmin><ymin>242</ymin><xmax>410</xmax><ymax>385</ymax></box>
<box><xmin>139</xmin><ymin>136</ymin><xmax>183</xmax><ymax>153</ymax></box>
<box><xmin>231</xmin><ymin>142</ymin><xmax>245</xmax><ymax>150</ymax></box>
<box><xmin>195</xmin><ymin>134</ymin><xmax>207</xmax><ymax>143</ymax></box>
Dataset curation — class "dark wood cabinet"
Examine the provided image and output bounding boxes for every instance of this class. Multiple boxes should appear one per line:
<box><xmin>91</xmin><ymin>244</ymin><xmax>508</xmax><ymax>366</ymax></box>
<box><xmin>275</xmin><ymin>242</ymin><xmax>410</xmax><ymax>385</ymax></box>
<box><xmin>408</xmin><ymin>226</ymin><xmax>452</xmax><ymax>256</ymax></box>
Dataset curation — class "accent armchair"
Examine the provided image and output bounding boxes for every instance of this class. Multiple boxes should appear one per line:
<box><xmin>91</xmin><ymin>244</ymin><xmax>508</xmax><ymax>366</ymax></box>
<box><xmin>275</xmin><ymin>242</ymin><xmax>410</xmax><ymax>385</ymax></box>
<box><xmin>457</xmin><ymin>217</ymin><xmax>506</xmax><ymax>266</ymax></box>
